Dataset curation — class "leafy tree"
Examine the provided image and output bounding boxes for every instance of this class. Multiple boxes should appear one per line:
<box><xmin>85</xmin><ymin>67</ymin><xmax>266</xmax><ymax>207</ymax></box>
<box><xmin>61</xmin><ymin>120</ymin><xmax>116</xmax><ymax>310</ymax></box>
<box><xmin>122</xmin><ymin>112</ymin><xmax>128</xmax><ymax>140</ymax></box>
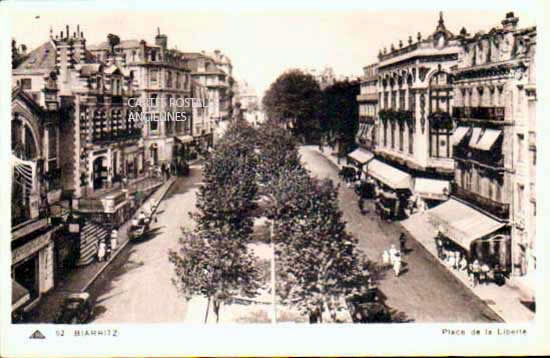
<box><xmin>262</xmin><ymin>69</ymin><xmax>322</xmax><ymax>143</ymax></box>
<box><xmin>170</xmin><ymin>120</ymin><xmax>261</xmax><ymax>323</ymax></box>
<box><xmin>169</xmin><ymin>227</ymin><xmax>261</xmax><ymax>323</ymax></box>
<box><xmin>274</xmin><ymin>178</ymin><xmax>372</xmax><ymax>322</ymax></box>
<box><xmin>320</xmin><ymin>80</ymin><xmax>360</xmax><ymax>155</ymax></box>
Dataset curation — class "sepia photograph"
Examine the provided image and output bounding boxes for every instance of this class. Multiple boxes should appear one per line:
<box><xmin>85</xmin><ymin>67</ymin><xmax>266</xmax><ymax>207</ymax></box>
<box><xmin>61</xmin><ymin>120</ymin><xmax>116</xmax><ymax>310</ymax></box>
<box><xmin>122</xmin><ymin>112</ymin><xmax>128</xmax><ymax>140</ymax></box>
<box><xmin>1</xmin><ymin>0</ymin><xmax>546</xmax><ymax>356</ymax></box>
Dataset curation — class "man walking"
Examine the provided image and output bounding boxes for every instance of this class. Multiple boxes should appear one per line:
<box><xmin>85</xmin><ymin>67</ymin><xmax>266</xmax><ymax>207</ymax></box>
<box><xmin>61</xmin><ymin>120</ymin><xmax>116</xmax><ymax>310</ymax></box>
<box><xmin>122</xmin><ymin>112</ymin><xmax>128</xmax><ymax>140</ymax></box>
<box><xmin>399</xmin><ymin>232</ymin><xmax>407</xmax><ymax>253</ymax></box>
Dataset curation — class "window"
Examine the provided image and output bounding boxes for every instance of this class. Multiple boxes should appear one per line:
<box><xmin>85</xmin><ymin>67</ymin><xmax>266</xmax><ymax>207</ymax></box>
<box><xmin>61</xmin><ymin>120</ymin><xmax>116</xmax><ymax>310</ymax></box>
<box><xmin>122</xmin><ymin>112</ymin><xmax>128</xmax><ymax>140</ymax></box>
<box><xmin>150</xmin><ymin>94</ymin><xmax>158</xmax><ymax>109</ymax></box>
<box><xmin>495</xmin><ymin>181</ymin><xmax>502</xmax><ymax>202</ymax></box>
<box><xmin>391</xmin><ymin>91</ymin><xmax>396</xmax><ymax>110</ymax></box>
<box><xmin>383</xmin><ymin>122</ymin><xmax>387</xmax><ymax>146</ymax></box>
<box><xmin>383</xmin><ymin>92</ymin><xmax>388</xmax><ymax>109</ymax></box>
<box><xmin>408</xmin><ymin>90</ymin><xmax>416</xmax><ymax>112</ymax></box>
<box><xmin>150</xmin><ymin>69</ymin><xmax>158</xmax><ymax>85</ymax></box>
<box><xmin>166</xmin><ymin>71</ymin><xmax>172</xmax><ymax>88</ymax></box>
<box><xmin>149</xmin><ymin>115</ymin><xmax>158</xmax><ymax>132</ymax></box>
<box><xmin>399</xmin><ymin>126</ymin><xmax>404</xmax><ymax>151</ymax></box>
<box><xmin>517</xmin><ymin>184</ymin><xmax>524</xmax><ymax>212</ymax></box>
<box><xmin>176</xmin><ymin>73</ymin><xmax>181</xmax><ymax>89</ymax></box>
<box><xmin>151</xmin><ymin>51</ymin><xmax>157</xmax><ymax>62</ymax></box>
<box><xmin>391</xmin><ymin>123</ymin><xmax>395</xmax><ymax>149</ymax></box>
<box><xmin>21</xmin><ymin>78</ymin><xmax>32</xmax><ymax>90</ymax></box>
<box><xmin>408</xmin><ymin>129</ymin><xmax>414</xmax><ymax>154</ymax></box>
<box><xmin>517</xmin><ymin>134</ymin><xmax>525</xmax><ymax>163</ymax></box>
<box><xmin>399</xmin><ymin>90</ymin><xmax>406</xmax><ymax>110</ymax></box>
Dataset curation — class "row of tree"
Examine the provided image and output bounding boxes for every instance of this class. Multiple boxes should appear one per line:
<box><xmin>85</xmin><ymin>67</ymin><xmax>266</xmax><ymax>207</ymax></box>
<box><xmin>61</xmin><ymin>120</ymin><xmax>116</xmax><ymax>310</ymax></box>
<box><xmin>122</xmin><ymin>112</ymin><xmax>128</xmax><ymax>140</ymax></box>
<box><xmin>262</xmin><ymin>69</ymin><xmax>359</xmax><ymax>154</ymax></box>
<box><xmin>169</xmin><ymin>119</ymin><xmax>374</xmax><ymax>323</ymax></box>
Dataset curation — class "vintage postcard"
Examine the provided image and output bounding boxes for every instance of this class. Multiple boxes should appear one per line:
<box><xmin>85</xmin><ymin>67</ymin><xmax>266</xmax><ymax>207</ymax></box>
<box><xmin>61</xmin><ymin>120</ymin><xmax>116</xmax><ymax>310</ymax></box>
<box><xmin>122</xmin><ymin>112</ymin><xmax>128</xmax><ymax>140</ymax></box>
<box><xmin>1</xmin><ymin>0</ymin><xmax>548</xmax><ymax>356</ymax></box>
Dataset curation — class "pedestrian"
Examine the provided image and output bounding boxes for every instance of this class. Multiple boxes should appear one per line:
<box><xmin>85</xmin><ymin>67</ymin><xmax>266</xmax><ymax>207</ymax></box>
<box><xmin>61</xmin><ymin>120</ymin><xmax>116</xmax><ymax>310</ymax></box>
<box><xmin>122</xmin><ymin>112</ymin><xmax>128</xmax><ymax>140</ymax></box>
<box><xmin>399</xmin><ymin>232</ymin><xmax>407</xmax><ymax>253</ymax></box>
<box><xmin>358</xmin><ymin>197</ymin><xmax>365</xmax><ymax>215</ymax></box>
<box><xmin>471</xmin><ymin>259</ymin><xmax>481</xmax><ymax>287</ymax></box>
<box><xmin>393</xmin><ymin>253</ymin><xmax>402</xmax><ymax>277</ymax></box>
<box><xmin>382</xmin><ymin>250</ymin><xmax>390</xmax><ymax>268</ymax></box>
<box><xmin>389</xmin><ymin>244</ymin><xmax>398</xmax><ymax>265</ymax></box>
<box><xmin>459</xmin><ymin>254</ymin><xmax>468</xmax><ymax>271</ymax></box>
<box><xmin>97</xmin><ymin>240</ymin><xmax>106</xmax><ymax>262</ymax></box>
<box><xmin>110</xmin><ymin>229</ymin><xmax>118</xmax><ymax>251</ymax></box>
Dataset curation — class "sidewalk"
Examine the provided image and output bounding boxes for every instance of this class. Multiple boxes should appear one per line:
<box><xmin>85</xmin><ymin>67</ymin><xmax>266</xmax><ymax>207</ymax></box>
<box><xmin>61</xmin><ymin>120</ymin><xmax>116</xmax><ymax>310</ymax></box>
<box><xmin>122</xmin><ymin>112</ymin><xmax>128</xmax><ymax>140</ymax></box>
<box><xmin>313</xmin><ymin>145</ymin><xmax>535</xmax><ymax>322</ymax></box>
<box><xmin>26</xmin><ymin>176</ymin><xmax>177</xmax><ymax>323</ymax></box>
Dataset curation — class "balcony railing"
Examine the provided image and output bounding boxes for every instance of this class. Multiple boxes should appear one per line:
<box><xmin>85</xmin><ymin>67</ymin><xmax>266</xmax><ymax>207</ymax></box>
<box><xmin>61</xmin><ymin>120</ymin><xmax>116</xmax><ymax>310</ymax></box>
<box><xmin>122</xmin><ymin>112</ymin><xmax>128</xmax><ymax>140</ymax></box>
<box><xmin>453</xmin><ymin>147</ymin><xmax>504</xmax><ymax>169</ymax></box>
<box><xmin>451</xmin><ymin>182</ymin><xmax>510</xmax><ymax>220</ymax></box>
<box><xmin>356</xmin><ymin>93</ymin><xmax>378</xmax><ymax>102</ymax></box>
<box><xmin>453</xmin><ymin>106</ymin><xmax>505</xmax><ymax>121</ymax></box>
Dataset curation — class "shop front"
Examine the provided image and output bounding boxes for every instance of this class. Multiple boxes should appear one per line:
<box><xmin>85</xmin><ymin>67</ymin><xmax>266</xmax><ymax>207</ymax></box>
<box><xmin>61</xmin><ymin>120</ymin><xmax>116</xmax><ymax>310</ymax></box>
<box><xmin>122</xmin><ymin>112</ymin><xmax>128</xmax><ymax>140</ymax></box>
<box><xmin>364</xmin><ymin>159</ymin><xmax>412</xmax><ymax>220</ymax></box>
<box><xmin>11</xmin><ymin>224</ymin><xmax>59</xmax><ymax>319</ymax></box>
<box><xmin>428</xmin><ymin>198</ymin><xmax>510</xmax><ymax>275</ymax></box>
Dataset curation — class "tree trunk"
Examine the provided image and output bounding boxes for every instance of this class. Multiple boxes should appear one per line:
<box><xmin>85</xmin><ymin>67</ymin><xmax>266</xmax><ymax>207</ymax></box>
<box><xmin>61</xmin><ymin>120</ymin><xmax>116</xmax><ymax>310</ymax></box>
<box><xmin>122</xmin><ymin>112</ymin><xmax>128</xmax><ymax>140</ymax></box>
<box><xmin>204</xmin><ymin>296</ymin><xmax>211</xmax><ymax>324</ymax></box>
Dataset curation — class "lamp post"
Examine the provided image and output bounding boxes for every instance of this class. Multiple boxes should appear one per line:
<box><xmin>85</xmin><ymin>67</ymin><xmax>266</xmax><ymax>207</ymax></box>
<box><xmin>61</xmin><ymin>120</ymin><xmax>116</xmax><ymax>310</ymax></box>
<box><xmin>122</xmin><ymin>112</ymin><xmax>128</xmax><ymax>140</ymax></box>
<box><xmin>270</xmin><ymin>220</ymin><xmax>277</xmax><ymax>324</ymax></box>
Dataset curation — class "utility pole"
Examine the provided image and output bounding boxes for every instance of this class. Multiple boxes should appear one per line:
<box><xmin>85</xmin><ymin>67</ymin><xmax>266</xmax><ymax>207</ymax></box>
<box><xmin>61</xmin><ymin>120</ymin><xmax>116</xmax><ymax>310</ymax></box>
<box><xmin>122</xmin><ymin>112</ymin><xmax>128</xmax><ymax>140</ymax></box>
<box><xmin>270</xmin><ymin>220</ymin><xmax>277</xmax><ymax>324</ymax></box>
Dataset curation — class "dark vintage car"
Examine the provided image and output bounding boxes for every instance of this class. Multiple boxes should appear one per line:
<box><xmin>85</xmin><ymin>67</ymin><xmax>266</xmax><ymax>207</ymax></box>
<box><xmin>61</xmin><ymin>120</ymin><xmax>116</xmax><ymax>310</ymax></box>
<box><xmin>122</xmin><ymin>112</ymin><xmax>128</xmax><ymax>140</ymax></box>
<box><xmin>54</xmin><ymin>292</ymin><xmax>92</xmax><ymax>324</ymax></box>
<box><xmin>346</xmin><ymin>287</ymin><xmax>392</xmax><ymax>323</ymax></box>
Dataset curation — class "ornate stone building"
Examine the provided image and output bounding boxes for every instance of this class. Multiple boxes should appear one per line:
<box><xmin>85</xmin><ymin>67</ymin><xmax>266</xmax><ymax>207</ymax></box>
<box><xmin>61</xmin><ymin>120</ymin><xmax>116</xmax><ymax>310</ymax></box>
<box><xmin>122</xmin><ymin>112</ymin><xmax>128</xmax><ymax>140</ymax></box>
<box><xmin>89</xmin><ymin>29</ymin><xmax>195</xmax><ymax>167</ymax></box>
<box><xmin>11</xmin><ymin>87</ymin><xmax>64</xmax><ymax>319</ymax></box>
<box><xmin>371</xmin><ymin>12</ymin><xmax>458</xmax><ymax>214</ymax></box>
<box><xmin>447</xmin><ymin>12</ymin><xmax>536</xmax><ymax>279</ymax></box>
<box><xmin>14</xmin><ymin>26</ymin><xmax>150</xmax><ymax>267</ymax></box>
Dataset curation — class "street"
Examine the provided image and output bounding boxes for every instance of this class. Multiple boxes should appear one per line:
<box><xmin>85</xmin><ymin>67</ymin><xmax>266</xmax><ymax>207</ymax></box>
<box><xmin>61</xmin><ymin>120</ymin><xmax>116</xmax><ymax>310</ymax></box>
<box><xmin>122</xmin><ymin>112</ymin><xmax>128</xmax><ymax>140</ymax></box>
<box><xmin>87</xmin><ymin>166</ymin><xmax>203</xmax><ymax>323</ymax></box>
<box><xmin>85</xmin><ymin>148</ymin><xmax>502</xmax><ymax>323</ymax></box>
<box><xmin>299</xmin><ymin>146</ymin><xmax>503</xmax><ymax>322</ymax></box>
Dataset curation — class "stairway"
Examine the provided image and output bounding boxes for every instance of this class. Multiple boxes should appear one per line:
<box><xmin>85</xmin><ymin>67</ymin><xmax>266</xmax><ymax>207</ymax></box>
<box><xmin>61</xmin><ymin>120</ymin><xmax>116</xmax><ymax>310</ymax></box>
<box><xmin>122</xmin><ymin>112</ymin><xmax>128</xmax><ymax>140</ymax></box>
<box><xmin>76</xmin><ymin>221</ymin><xmax>110</xmax><ymax>266</ymax></box>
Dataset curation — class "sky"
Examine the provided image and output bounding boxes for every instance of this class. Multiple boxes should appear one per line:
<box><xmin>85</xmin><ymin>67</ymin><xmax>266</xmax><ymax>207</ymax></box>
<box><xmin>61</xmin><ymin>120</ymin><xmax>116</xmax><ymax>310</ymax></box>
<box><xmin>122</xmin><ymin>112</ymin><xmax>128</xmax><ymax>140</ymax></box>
<box><xmin>9</xmin><ymin>4</ymin><xmax>536</xmax><ymax>99</ymax></box>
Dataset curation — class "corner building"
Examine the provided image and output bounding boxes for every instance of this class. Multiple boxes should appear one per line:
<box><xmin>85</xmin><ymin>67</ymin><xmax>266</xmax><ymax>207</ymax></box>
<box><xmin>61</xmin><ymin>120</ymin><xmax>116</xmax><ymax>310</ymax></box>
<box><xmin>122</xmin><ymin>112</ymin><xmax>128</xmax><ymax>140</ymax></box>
<box><xmin>371</xmin><ymin>12</ymin><xmax>458</xmax><ymax>217</ymax></box>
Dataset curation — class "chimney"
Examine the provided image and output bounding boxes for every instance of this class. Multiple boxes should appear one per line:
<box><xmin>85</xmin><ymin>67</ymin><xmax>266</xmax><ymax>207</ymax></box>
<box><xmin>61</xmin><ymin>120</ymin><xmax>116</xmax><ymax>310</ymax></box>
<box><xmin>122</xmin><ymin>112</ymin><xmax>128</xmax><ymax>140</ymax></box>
<box><xmin>155</xmin><ymin>27</ymin><xmax>167</xmax><ymax>50</ymax></box>
<box><xmin>502</xmin><ymin>12</ymin><xmax>519</xmax><ymax>31</ymax></box>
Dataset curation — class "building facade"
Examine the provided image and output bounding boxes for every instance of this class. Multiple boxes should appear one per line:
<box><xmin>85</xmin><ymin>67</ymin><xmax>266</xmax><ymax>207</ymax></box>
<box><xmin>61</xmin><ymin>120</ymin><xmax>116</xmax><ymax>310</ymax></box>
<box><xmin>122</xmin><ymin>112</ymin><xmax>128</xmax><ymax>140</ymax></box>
<box><xmin>11</xmin><ymin>87</ymin><xmax>64</xmax><ymax>319</ymax></box>
<box><xmin>89</xmin><ymin>29</ymin><xmax>195</xmax><ymax>167</ymax></box>
<box><xmin>449</xmin><ymin>12</ymin><xmax>536</xmax><ymax>277</ymax></box>
<box><xmin>367</xmin><ymin>12</ymin><xmax>461</xmax><ymax>217</ymax></box>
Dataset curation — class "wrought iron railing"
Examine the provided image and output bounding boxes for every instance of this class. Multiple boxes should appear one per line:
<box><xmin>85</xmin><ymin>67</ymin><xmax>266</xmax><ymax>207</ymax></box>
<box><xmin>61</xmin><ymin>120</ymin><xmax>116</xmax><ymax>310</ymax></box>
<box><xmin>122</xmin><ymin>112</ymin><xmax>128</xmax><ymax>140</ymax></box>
<box><xmin>451</xmin><ymin>182</ymin><xmax>509</xmax><ymax>219</ymax></box>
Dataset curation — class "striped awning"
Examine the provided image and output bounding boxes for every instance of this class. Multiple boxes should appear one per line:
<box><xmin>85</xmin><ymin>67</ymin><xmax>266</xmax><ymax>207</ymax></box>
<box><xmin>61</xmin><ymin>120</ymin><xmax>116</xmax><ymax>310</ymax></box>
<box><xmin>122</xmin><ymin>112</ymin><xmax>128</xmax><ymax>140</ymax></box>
<box><xmin>468</xmin><ymin>127</ymin><xmax>483</xmax><ymax>148</ymax></box>
<box><xmin>451</xmin><ymin>127</ymin><xmax>470</xmax><ymax>145</ymax></box>
<box><xmin>428</xmin><ymin>198</ymin><xmax>505</xmax><ymax>250</ymax></box>
<box><xmin>471</xmin><ymin>129</ymin><xmax>501</xmax><ymax>151</ymax></box>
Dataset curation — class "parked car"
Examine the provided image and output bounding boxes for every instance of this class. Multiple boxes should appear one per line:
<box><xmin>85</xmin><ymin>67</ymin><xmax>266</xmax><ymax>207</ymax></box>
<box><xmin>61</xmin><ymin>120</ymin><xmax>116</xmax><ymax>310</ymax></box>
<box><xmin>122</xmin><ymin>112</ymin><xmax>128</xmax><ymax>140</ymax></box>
<box><xmin>54</xmin><ymin>292</ymin><xmax>92</xmax><ymax>324</ymax></box>
<box><xmin>346</xmin><ymin>286</ymin><xmax>392</xmax><ymax>323</ymax></box>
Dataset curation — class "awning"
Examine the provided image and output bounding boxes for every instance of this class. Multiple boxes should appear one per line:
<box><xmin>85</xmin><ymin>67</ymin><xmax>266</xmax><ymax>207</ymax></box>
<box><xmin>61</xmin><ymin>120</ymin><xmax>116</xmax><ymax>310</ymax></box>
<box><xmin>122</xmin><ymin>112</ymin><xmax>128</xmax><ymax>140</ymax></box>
<box><xmin>364</xmin><ymin>159</ymin><xmax>411</xmax><ymax>190</ymax></box>
<box><xmin>428</xmin><ymin>198</ymin><xmax>505</xmax><ymax>250</ymax></box>
<box><xmin>175</xmin><ymin>135</ymin><xmax>194</xmax><ymax>144</ymax></box>
<box><xmin>12</xmin><ymin>280</ymin><xmax>30</xmax><ymax>311</ymax></box>
<box><xmin>468</xmin><ymin>127</ymin><xmax>482</xmax><ymax>148</ymax></box>
<box><xmin>414</xmin><ymin>178</ymin><xmax>450</xmax><ymax>200</ymax></box>
<box><xmin>451</xmin><ymin>127</ymin><xmax>470</xmax><ymax>145</ymax></box>
<box><xmin>471</xmin><ymin>129</ymin><xmax>501</xmax><ymax>151</ymax></box>
<box><xmin>347</xmin><ymin>148</ymin><xmax>374</xmax><ymax>165</ymax></box>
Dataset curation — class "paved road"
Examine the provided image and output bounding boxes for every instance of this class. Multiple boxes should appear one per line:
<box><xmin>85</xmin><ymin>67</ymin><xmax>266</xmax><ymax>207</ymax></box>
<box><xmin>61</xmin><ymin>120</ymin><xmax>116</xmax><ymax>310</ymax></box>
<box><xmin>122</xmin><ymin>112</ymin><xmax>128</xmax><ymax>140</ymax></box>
<box><xmin>88</xmin><ymin>167</ymin><xmax>203</xmax><ymax>323</ymax></box>
<box><xmin>299</xmin><ymin>146</ymin><xmax>502</xmax><ymax>322</ymax></box>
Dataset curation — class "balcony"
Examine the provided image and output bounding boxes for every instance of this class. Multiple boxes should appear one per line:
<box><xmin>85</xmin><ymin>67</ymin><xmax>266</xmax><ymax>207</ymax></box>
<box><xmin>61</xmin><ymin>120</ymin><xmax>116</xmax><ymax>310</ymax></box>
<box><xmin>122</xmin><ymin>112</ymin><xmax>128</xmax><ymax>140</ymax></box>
<box><xmin>451</xmin><ymin>182</ymin><xmax>510</xmax><ymax>220</ymax></box>
<box><xmin>453</xmin><ymin>106</ymin><xmax>505</xmax><ymax>121</ymax></box>
<box><xmin>454</xmin><ymin>147</ymin><xmax>504</xmax><ymax>170</ymax></box>
<box><xmin>427</xmin><ymin>157</ymin><xmax>454</xmax><ymax>171</ymax></box>
<box><xmin>356</xmin><ymin>93</ymin><xmax>378</xmax><ymax>102</ymax></box>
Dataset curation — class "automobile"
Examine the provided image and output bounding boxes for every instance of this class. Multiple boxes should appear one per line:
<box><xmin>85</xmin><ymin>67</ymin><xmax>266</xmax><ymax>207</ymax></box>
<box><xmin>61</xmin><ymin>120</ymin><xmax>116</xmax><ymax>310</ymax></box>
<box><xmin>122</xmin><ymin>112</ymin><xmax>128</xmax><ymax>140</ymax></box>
<box><xmin>54</xmin><ymin>292</ymin><xmax>92</xmax><ymax>324</ymax></box>
<box><xmin>128</xmin><ymin>223</ymin><xmax>146</xmax><ymax>241</ymax></box>
<box><xmin>346</xmin><ymin>286</ymin><xmax>393</xmax><ymax>323</ymax></box>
